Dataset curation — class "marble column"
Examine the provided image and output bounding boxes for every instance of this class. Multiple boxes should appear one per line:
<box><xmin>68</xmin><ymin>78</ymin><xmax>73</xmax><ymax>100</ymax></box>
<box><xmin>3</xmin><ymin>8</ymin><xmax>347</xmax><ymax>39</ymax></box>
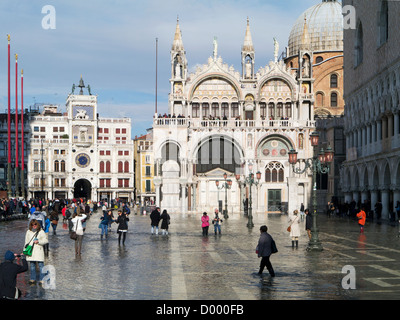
<box><xmin>381</xmin><ymin>189</ymin><xmax>390</xmax><ymax>220</ymax></box>
<box><xmin>370</xmin><ymin>189</ymin><xmax>378</xmax><ymax>219</ymax></box>
<box><xmin>393</xmin><ymin>189</ymin><xmax>400</xmax><ymax>220</ymax></box>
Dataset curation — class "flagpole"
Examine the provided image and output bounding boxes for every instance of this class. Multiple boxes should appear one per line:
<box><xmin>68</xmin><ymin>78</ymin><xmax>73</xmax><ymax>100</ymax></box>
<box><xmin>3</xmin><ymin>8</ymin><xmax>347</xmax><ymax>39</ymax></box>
<box><xmin>7</xmin><ymin>35</ymin><xmax>11</xmax><ymax>198</ymax></box>
<box><xmin>15</xmin><ymin>53</ymin><xmax>19</xmax><ymax>197</ymax></box>
<box><xmin>155</xmin><ymin>37</ymin><xmax>158</xmax><ymax>115</ymax></box>
<box><xmin>21</xmin><ymin>69</ymin><xmax>25</xmax><ymax>199</ymax></box>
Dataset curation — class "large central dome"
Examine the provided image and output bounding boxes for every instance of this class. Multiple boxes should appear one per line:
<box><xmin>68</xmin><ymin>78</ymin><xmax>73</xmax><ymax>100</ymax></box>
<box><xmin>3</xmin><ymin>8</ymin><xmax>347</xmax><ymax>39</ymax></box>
<box><xmin>288</xmin><ymin>0</ymin><xmax>343</xmax><ymax>57</ymax></box>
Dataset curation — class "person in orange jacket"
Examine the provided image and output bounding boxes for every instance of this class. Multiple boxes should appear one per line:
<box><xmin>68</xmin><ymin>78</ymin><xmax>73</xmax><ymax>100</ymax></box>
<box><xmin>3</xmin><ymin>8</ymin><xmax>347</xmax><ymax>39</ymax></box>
<box><xmin>356</xmin><ymin>206</ymin><xmax>366</xmax><ymax>233</ymax></box>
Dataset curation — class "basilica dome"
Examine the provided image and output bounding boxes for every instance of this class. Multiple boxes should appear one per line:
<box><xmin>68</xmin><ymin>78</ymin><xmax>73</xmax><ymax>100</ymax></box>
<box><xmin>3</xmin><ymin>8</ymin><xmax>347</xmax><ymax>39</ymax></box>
<box><xmin>287</xmin><ymin>0</ymin><xmax>343</xmax><ymax>57</ymax></box>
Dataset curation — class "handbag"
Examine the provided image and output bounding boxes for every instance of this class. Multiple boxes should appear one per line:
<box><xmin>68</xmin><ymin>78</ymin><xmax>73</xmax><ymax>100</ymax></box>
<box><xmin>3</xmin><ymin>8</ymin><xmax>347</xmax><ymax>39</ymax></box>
<box><xmin>23</xmin><ymin>231</ymin><xmax>39</xmax><ymax>256</ymax></box>
<box><xmin>70</xmin><ymin>219</ymin><xmax>79</xmax><ymax>240</ymax></box>
<box><xmin>23</xmin><ymin>245</ymin><xmax>34</xmax><ymax>256</ymax></box>
<box><xmin>287</xmin><ymin>216</ymin><xmax>298</xmax><ymax>232</ymax></box>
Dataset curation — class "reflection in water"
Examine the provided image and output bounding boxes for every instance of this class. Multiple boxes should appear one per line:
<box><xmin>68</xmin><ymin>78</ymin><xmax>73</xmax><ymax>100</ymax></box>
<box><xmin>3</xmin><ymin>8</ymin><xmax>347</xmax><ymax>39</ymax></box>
<box><xmin>1</xmin><ymin>211</ymin><xmax>399</xmax><ymax>300</ymax></box>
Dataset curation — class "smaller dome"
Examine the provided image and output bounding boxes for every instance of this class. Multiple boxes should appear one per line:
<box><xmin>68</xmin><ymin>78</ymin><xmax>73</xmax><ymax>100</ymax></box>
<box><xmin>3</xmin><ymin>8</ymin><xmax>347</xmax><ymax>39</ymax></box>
<box><xmin>288</xmin><ymin>0</ymin><xmax>343</xmax><ymax>57</ymax></box>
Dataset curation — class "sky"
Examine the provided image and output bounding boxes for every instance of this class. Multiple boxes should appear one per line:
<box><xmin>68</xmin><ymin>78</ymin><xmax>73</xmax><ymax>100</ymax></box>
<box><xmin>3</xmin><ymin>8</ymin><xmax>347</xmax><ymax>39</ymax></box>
<box><xmin>0</xmin><ymin>0</ymin><xmax>319</xmax><ymax>138</ymax></box>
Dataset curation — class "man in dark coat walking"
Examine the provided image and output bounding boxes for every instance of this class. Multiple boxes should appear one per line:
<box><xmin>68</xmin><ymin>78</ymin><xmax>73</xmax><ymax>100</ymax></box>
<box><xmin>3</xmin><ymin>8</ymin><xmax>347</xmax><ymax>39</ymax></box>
<box><xmin>256</xmin><ymin>225</ymin><xmax>275</xmax><ymax>277</ymax></box>
<box><xmin>0</xmin><ymin>250</ymin><xmax>28</xmax><ymax>300</ymax></box>
<box><xmin>150</xmin><ymin>207</ymin><xmax>161</xmax><ymax>235</ymax></box>
<box><xmin>305</xmin><ymin>209</ymin><xmax>312</xmax><ymax>241</ymax></box>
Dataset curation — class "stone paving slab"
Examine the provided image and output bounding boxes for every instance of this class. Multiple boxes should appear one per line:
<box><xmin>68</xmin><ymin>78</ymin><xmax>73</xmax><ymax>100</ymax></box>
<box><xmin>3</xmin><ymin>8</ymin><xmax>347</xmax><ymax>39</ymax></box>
<box><xmin>1</xmin><ymin>210</ymin><xmax>400</xmax><ymax>301</ymax></box>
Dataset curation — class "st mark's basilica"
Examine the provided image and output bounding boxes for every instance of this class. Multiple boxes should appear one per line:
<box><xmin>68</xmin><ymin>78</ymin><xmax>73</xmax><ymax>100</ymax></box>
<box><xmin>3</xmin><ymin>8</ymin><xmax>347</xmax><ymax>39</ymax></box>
<box><xmin>152</xmin><ymin>0</ymin><xmax>345</xmax><ymax>214</ymax></box>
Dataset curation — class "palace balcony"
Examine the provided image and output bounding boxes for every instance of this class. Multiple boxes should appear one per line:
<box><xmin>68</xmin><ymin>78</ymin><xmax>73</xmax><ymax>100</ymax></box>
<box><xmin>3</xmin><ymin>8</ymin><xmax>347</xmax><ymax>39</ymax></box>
<box><xmin>153</xmin><ymin>117</ymin><xmax>316</xmax><ymax>129</ymax></box>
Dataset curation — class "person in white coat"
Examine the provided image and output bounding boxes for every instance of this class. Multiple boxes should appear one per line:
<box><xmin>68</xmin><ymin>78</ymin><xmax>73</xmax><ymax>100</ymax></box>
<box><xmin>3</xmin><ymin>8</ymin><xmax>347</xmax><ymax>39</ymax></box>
<box><xmin>288</xmin><ymin>210</ymin><xmax>301</xmax><ymax>249</ymax></box>
<box><xmin>24</xmin><ymin>219</ymin><xmax>48</xmax><ymax>285</ymax></box>
<box><xmin>71</xmin><ymin>212</ymin><xmax>87</xmax><ymax>256</ymax></box>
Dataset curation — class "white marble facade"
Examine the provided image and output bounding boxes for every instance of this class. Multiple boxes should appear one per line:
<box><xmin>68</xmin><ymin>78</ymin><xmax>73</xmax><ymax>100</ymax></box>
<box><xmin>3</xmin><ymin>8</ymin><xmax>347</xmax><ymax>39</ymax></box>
<box><xmin>152</xmin><ymin>19</ymin><xmax>317</xmax><ymax>215</ymax></box>
<box><xmin>28</xmin><ymin>79</ymin><xmax>134</xmax><ymax>202</ymax></box>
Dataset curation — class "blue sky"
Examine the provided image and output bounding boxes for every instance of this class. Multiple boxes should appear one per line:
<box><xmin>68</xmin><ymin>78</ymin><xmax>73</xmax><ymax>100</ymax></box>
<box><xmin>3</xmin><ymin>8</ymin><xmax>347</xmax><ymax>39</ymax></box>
<box><xmin>0</xmin><ymin>0</ymin><xmax>319</xmax><ymax>138</ymax></box>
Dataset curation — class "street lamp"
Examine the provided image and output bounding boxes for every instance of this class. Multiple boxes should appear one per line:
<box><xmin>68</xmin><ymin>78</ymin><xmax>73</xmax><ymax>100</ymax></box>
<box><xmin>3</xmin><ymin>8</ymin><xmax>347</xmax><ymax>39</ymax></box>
<box><xmin>215</xmin><ymin>172</ymin><xmax>232</xmax><ymax>219</ymax></box>
<box><xmin>288</xmin><ymin>131</ymin><xmax>334</xmax><ymax>251</ymax></box>
<box><xmin>236</xmin><ymin>163</ymin><xmax>261</xmax><ymax>228</ymax></box>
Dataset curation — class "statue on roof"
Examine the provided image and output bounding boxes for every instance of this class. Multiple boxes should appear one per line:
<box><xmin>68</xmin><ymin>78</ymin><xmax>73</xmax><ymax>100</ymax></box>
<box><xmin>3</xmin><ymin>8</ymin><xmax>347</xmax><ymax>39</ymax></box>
<box><xmin>274</xmin><ymin>37</ymin><xmax>279</xmax><ymax>62</ymax></box>
<box><xmin>213</xmin><ymin>36</ymin><xmax>218</xmax><ymax>60</ymax></box>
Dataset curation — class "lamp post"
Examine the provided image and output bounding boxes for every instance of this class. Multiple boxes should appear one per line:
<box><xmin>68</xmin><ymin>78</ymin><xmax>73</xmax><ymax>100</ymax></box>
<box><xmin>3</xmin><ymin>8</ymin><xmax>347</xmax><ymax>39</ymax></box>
<box><xmin>236</xmin><ymin>163</ymin><xmax>261</xmax><ymax>228</ymax></box>
<box><xmin>215</xmin><ymin>172</ymin><xmax>232</xmax><ymax>219</ymax></box>
<box><xmin>288</xmin><ymin>131</ymin><xmax>334</xmax><ymax>251</ymax></box>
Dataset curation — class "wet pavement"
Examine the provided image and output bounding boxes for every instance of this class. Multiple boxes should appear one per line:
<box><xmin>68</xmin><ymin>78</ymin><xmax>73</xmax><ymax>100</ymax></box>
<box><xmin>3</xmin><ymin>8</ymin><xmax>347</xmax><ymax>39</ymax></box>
<box><xmin>1</xmin><ymin>209</ymin><xmax>400</xmax><ymax>300</ymax></box>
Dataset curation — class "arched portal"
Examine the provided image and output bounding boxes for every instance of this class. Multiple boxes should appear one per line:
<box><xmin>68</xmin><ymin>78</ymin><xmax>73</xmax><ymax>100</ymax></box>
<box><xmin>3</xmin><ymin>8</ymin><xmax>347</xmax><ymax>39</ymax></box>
<box><xmin>195</xmin><ymin>135</ymin><xmax>243</xmax><ymax>174</ymax></box>
<box><xmin>74</xmin><ymin>179</ymin><xmax>92</xmax><ymax>200</ymax></box>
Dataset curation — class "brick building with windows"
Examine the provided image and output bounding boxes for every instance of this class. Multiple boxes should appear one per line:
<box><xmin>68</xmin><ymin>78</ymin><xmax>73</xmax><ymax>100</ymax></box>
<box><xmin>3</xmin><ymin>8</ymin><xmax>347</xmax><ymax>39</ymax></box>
<box><xmin>133</xmin><ymin>129</ymin><xmax>155</xmax><ymax>207</ymax></box>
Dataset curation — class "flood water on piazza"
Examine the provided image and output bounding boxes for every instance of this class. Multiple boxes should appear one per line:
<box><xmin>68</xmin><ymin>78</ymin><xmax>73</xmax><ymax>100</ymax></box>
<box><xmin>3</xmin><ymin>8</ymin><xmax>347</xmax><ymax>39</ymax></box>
<box><xmin>1</xmin><ymin>209</ymin><xmax>400</xmax><ymax>300</ymax></box>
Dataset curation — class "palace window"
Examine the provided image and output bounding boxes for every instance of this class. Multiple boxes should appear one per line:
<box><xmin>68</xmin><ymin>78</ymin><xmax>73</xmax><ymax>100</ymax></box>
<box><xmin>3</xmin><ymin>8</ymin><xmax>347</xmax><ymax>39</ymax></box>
<box><xmin>330</xmin><ymin>74</ymin><xmax>338</xmax><ymax>88</ymax></box>
<box><xmin>231</xmin><ymin>103</ymin><xmax>239</xmax><ymax>118</ymax></box>
<box><xmin>192</xmin><ymin>103</ymin><xmax>200</xmax><ymax>118</ymax></box>
<box><xmin>268</xmin><ymin>103</ymin><xmax>275</xmax><ymax>119</ymax></box>
<box><xmin>211</xmin><ymin>103</ymin><xmax>219</xmax><ymax>117</ymax></box>
<box><xmin>265</xmin><ymin>162</ymin><xmax>284</xmax><ymax>183</ymax></box>
<box><xmin>285</xmin><ymin>102</ymin><xmax>292</xmax><ymax>118</ymax></box>
<box><xmin>221</xmin><ymin>103</ymin><xmax>229</xmax><ymax>117</ymax></box>
<box><xmin>145</xmin><ymin>166</ymin><xmax>151</xmax><ymax>176</ymax></box>
<box><xmin>260</xmin><ymin>102</ymin><xmax>266</xmax><ymax>118</ymax></box>
<box><xmin>331</xmin><ymin>92</ymin><xmax>338</xmax><ymax>107</ymax></box>
<box><xmin>354</xmin><ymin>21</ymin><xmax>363</xmax><ymax>67</ymax></box>
<box><xmin>202</xmin><ymin>103</ymin><xmax>209</xmax><ymax>118</ymax></box>
<box><xmin>54</xmin><ymin>160</ymin><xmax>59</xmax><ymax>172</ymax></box>
<box><xmin>378</xmin><ymin>0</ymin><xmax>389</xmax><ymax>46</ymax></box>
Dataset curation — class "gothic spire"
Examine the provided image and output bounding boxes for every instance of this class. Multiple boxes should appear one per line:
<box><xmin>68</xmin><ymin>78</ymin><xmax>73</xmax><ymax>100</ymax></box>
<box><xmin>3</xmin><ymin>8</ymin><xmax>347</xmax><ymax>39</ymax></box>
<box><xmin>300</xmin><ymin>16</ymin><xmax>311</xmax><ymax>51</ymax></box>
<box><xmin>172</xmin><ymin>16</ymin><xmax>184</xmax><ymax>51</ymax></box>
<box><xmin>242</xmin><ymin>17</ymin><xmax>254</xmax><ymax>52</ymax></box>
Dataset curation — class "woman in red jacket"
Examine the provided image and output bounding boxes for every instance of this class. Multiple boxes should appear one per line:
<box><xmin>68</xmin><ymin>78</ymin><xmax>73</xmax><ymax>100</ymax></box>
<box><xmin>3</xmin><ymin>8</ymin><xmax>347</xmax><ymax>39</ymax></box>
<box><xmin>356</xmin><ymin>207</ymin><xmax>366</xmax><ymax>233</ymax></box>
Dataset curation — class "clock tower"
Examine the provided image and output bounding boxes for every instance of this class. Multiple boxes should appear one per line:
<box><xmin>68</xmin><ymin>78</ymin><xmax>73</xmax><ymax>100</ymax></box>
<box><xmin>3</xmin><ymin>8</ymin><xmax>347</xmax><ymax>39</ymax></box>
<box><xmin>66</xmin><ymin>76</ymin><xmax>98</xmax><ymax>199</ymax></box>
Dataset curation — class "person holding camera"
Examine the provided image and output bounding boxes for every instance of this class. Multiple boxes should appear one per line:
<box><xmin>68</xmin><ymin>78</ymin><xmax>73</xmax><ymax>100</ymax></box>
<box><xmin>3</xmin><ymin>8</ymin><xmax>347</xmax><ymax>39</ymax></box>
<box><xmin>212</xmin><ymin>209</ymin><xmax>223</xmax><ymax>235</ymax></box>
<box><xmin>0</xmin><ymin>250</ymin><xmax>28</xmax><ymax>300</ymax></box>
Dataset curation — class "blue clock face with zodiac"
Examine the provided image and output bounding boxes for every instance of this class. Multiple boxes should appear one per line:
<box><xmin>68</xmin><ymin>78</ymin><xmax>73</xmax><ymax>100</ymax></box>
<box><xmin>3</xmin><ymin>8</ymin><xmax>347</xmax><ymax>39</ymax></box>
<box><xmin>75</xmin><ymin>153</ymin><xmax>90</xmax><ymax>168</ymax></box>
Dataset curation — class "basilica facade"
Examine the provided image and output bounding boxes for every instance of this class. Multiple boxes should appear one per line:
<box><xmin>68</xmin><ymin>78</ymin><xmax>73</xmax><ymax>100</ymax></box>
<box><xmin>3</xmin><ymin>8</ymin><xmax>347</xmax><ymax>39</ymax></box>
<box><xmin>153</xmin><ymin>18</ymin><xmax>319</xmax><ymax>215</ymax></box>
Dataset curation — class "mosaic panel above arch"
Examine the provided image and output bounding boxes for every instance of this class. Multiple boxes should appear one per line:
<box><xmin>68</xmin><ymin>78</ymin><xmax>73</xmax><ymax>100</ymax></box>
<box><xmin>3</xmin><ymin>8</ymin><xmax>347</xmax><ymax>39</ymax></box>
<box><xmin>260</xmin><ymin>79</ymin><xmax>292</xmax><ymax>101</ymax></box>
<box><xmin>257</xmin><ymin>136</ymin><xmax>292</xmax><ymax>159</ymax></box>
<box><xmin>192</xmin><ymin>78</ymin><xmax>239</xmax><ymax>100</ymax></box>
